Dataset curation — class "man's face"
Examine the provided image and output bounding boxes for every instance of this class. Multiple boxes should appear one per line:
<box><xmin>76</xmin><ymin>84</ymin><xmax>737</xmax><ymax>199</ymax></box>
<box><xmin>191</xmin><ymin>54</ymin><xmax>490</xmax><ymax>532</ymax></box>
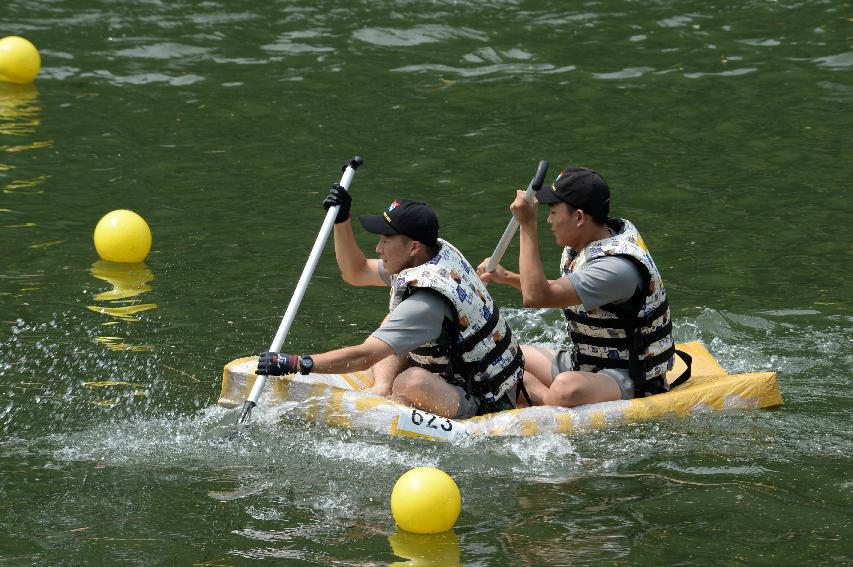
<box><xmin>375</xmin><ymin>233</ymin><xmax>415</xmax><ymax>275</ymax></box>
<box><xmin>546</xmin><ymin>202</ymin><xmax>579</xmax><ymax>247</ymax></box>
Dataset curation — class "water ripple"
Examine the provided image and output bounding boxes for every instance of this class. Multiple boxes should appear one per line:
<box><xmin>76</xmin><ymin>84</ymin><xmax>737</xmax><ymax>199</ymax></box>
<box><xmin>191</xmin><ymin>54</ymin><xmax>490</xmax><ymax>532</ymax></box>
<box><xmin>79</xmin><ymin>70</ymin><xmax>205</xmax><ymax>86</ymax></box>
<box><xmin>393</xmin><ymin>63</ymin><xmax>576</xmax><ymax>78</ymax></box>
<box><xmin>593</xmin><ymin>66</ymin><xmax>656</xmax><ymax>80</ymax></box>
<box><xmin>187</xmin><ymin>11</ymin><xmax>259</xmax><ymax>25</ymax></box>
<box><xmin>262</xmin><ymin>30</ymin><xmax>335</xmax><ymax>54</ymax></box>
<box><xmin>814</xmin><ymin>51</ymin><xmax>853</xmax><ymax>68</ymax></box>
<box><xmin>114</xmin><ymin>42</ymin><xmax>211</xmax><ymax>60</ymax></box>
<box><xmin>684</xmin><ymin>67</ymin><xmax>757</xmax><ymax>79</ymax></box>
<box><xmin>353</xmin><ymin>24</ymin><xmax>488</xmax><ymax>47</ymax></box>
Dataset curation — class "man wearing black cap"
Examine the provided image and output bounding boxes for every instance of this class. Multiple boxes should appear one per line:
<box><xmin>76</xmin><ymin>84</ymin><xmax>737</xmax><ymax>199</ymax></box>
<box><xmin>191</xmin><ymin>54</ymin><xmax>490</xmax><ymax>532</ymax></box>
<box><xmin>478</xmin><ymin>166</ymin><xmax>687</xmax><ymax>407</ymax></box>
<box><xmin>256</xmin><ymin>184</ymin><xmax>524</xmax><ymax>419</ymax></box>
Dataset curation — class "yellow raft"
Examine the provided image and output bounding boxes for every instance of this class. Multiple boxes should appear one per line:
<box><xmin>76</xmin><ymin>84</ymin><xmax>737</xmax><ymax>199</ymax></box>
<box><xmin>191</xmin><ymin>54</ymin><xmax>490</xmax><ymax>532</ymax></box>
<box><xmin>219</xmin><ymin>342</ymin><xmax>782</xmax><ymax>442</ymax></box>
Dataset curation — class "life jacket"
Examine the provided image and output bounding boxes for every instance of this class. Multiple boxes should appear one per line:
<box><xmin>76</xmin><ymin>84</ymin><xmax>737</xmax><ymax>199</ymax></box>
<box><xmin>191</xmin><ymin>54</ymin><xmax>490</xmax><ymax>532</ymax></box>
<box><xmin>560</xmin><ymin>218</ymin><xmax>690</xmax><ymax>396</ymax></box>
<box><xmin>389</xmin><ymin>239</ymin><xmax>524</xmax><ymax>410</ymax></box>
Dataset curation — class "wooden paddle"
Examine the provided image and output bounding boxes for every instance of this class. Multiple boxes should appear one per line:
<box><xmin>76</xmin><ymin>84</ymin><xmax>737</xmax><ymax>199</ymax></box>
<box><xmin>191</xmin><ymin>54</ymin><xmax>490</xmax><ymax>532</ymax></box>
<box><xmin>484</xmin><ymin>160</ymin><xmax>548</xmax><ymax>274</ymax></box>
<box><xmin>237</xmin><ymin>155</ymin><xmax>364</xmax><ymax>425</ymax></box>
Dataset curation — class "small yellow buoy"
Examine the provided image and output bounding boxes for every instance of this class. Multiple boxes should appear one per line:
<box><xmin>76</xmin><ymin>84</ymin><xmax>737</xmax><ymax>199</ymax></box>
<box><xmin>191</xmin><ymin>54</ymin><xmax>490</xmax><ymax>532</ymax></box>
<box><xmin>0</xmin><ymin>36</ymin><xmax>41</xmax><ymax>84</ymax></box>
<box><xmin>93</xmin><ymin>210</ymin><xmax>152</xmax><ymax>263</ymax></box>
<box><xmin>391</xmin><ymin>467</ymin><xmax>461</xmax><ymax>534</ymax></box>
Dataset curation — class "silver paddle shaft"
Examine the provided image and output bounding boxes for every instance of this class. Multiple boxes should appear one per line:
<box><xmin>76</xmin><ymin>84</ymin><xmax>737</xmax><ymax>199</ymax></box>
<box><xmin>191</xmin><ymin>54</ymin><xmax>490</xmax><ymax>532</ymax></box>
<box><xmin>484</xmin><ymin>161</ymin><xmax>547</xmax><ymax>272</ymax></box>
<box><xmin>242</xmin><ymin>158</ymin><xmax>362</xmax><ymax>415</ymax></box>
<box><xmin>485</xmin><ymin>195</ymin><xmax>534</xmax><ymax>273</ymax></box>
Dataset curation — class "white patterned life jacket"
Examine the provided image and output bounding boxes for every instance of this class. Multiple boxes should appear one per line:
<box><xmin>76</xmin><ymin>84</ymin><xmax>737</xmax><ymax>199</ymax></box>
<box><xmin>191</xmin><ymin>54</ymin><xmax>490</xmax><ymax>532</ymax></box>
<box><xmin>560</xmin><ymin>218</ymin><xmax>678</xmax><ymax>395</ymax></box>
<box><xmin>389</xmin><ymin>239</ymin><xmax>523</xmax><ymax>406</ymax></box>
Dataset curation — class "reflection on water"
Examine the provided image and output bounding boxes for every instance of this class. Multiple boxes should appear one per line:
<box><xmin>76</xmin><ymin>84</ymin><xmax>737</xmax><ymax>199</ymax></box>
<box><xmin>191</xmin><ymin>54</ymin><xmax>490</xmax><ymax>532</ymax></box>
<box><xmin>87</xmin><ymin>260</ymin><xmax>157</xmax><ymax>350</ymax></box>
<box><xmin>2</xmin><ymin>175</ymin><xmax>49</xmax><ymax>196</ymax></box>
<box><xmin>388</xmin><ymin>530</ymin><xmax>462</xmax><ymax>567</ymax></box>
<box><xmin>0</xmin><ymin>82</ymin><xmax>41</xmax><ymax>136</ymax></box>
<box><xmin>89</xmin><ymin>260</ymin><xmax>154</xmax><ymax>301</ymax></box>
<box><xmin>94</xmin><ymin>335</ymin><xmax>154</xmax><ymax>352</ymax></box>
<box><xmin>0</xmin><ymin>83</ymin><xmax>53</xmax><ymax>160</ymax></box>
<box><xmin>0</xmin><ymin>82</ymin><xmax>50</xmax><ymax>233</ymax></box>
<box><xmin>81</xmin><ymin>378</ymin><xmax>148</xmax><ymax>408</ymax></box>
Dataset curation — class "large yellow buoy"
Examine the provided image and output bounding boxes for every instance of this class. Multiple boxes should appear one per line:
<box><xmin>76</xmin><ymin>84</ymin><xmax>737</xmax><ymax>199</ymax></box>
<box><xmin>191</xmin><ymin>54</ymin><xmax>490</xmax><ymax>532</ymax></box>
<box><xmin>93</xmin><ymin>210</ymin><xmax>152</xmax><ymax>263</ymax></box>
<box><xmin>391</xmin><ymin>467</ymin><xmax>461</xmax><ymax>534</ymax></box>
<box><xmin>0</xmin><ymin>36</ymin><xmax>41</xmax><ymax>84</ymax></box>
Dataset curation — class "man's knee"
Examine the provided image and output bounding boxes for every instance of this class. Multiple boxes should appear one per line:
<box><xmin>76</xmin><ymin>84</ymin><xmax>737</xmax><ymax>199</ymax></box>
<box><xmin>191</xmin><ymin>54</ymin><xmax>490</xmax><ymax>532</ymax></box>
<box><xmin>545</xmin><ymin>374</ymin><xmax>585</xmax><ymax>407</ymax></box>
<box><xmin>392</xmin><ymin>367</ymin><xmax>428</xmax><ymax>397</ymax></box>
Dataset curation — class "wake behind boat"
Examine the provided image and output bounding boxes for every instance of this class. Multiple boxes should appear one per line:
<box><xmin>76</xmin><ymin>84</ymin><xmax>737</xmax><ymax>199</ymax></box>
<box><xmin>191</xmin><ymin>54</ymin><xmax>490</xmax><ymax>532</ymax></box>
<box><xmin>219</xmin><ymin>341</ymin><xmax>782</xmax><ymax>442</ymax></box>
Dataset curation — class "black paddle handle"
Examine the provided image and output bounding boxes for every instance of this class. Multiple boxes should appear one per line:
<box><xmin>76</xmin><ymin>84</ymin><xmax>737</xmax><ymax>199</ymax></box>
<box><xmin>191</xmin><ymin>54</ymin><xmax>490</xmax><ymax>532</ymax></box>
<box><xmin>345</xmin><ymin>155</ymin><xmax>364</xmax><ymax>171</ymax></box>
<box><xmin>530</xmin><ymin>159</ymin><xmax>548</xmax><ymax>193</ymax></box>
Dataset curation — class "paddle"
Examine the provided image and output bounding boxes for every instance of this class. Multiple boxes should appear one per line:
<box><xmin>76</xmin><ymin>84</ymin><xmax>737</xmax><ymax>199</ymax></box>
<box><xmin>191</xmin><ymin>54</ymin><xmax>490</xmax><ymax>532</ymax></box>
<box><xmin>483</xmin><ymin>160</ymin><xmax>548</xmax><ymax>274</ymax></box>
<box><xmin>237</xmin><ymin>155</ymin><xmax>364</xmax><ymax>425</ymax></box>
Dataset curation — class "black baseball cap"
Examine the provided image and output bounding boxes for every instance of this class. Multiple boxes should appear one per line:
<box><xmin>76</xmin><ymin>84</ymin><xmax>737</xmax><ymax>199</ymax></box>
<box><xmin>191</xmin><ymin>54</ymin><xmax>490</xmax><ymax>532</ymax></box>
<box><xmin>359</xmin><ymin>199</ymin><xmax>439</xmax><ymax>246</ymax></box>
<box><xmin>535</xmin><ymin>166</ymin><xmax>610</xmax><ymax>219</ymax></box>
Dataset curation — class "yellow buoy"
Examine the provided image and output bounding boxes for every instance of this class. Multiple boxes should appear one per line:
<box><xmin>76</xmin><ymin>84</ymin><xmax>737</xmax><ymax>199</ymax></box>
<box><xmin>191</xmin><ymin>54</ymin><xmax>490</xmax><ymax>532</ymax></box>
<box><xmin>391</xmin><ymin>467</ymin><xmax>461</xmax><ymax>534</ymax></box>
<box><xmin>0</xmin><ymin>36</ymin><xmax>41</xmax><ymax>84</ymax></box>
<box><xmin>93</xmin><ymin>210</ymin><xmax>152</xmax><ymax>263</ymax></box>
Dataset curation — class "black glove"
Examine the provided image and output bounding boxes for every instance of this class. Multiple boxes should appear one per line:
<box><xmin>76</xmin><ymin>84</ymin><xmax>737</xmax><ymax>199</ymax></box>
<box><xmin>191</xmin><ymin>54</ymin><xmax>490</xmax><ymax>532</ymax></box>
<box><xmin>257</xmin><ymin>351</ymin><xmax>298</xmax><ymax>376</ymax></box>
<box><xmin>323</xmin><ymin>183</ymin><xmax>351</xmax><ymax>224</ymax></box>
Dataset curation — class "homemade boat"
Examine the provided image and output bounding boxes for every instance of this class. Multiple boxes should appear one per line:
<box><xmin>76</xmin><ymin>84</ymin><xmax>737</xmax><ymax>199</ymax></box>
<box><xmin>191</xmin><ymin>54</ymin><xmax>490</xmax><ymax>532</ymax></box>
<box><xmin>219</xmin><ymin>341</ymin><xmax>782</xmax><ymax>442</ymax></box>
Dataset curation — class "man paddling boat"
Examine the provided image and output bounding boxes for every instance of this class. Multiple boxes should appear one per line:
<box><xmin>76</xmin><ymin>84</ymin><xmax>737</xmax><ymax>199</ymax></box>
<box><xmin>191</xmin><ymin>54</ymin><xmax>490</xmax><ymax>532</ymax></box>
<box><xmin>257</xmin><ymin>186</ymin><xmax>524</xmax><ymax>419</ymax></box>
<box><xmin>478</xmin><ymin>166</ymin><xmax>689</xmax><ymax>407</ymax></box>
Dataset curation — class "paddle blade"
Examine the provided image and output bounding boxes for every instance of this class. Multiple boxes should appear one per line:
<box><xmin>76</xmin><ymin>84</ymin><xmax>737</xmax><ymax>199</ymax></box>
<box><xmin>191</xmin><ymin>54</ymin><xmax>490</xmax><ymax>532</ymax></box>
<box><xmin>237</xmin><ymin>399</ymin><xmax>255</xmax><ymax>425</ymax></box>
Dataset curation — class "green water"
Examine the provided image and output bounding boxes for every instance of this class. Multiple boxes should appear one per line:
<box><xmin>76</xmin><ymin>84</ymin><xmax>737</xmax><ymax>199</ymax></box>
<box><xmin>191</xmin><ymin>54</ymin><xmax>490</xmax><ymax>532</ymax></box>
<box><xmin>1</xmin><ymin>0</ymin><xmax>851</xmax><ymax>564</ymax></box>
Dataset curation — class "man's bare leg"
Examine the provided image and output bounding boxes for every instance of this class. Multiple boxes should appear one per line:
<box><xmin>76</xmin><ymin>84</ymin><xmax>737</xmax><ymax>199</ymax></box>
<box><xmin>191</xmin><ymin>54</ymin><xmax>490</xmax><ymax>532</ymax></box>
<box><xmin>518</xmin><ymin>345</ymin><xmax>557</xmax><ymax>406</ymax></box>
<box><xmin>545</xmin><ymin>371</ymin><xmax>621</xmax><ymax>407</ymax></box>
<box><xmin>390</xmin><ymin>367</ymin><xmax>463</xmax><ymax>418</ymax></box>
